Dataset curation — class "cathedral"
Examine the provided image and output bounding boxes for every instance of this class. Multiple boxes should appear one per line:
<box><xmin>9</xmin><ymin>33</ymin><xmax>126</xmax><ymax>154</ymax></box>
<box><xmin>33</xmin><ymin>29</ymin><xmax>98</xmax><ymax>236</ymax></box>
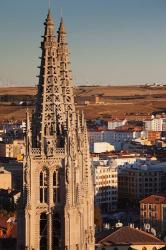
<box><xmin>17</xmin><ymin>9</ymin><xmax>95</xmax><ymax>250</ymax></box>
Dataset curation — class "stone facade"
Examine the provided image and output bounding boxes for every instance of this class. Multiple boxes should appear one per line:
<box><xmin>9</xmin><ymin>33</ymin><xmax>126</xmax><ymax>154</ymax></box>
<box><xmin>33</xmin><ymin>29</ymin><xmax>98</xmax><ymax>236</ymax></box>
<box><xmin>17</xmin><ymin>10</ymin><xmax>95</xmax><ymax>250</ymax></box>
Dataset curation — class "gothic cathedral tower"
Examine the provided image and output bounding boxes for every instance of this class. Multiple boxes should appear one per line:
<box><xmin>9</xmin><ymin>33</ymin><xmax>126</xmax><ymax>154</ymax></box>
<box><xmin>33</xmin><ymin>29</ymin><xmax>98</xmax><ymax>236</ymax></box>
<box><xmin>17</xmin><ymin>10</ymin><xmax>95</xmax><ymax>250</ymax></box>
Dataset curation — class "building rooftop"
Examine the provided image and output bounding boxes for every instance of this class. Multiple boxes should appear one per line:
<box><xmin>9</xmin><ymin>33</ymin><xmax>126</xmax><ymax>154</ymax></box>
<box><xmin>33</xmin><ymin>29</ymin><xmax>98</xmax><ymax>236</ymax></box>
<box><xmin>97</xmin><ymin>226</ymin><xmax>165</xmax><ymax>246</ymax></box>
<box><xmin>140</xmin><ymin>194</ymin><xmax>166</xmax><ymax>204</ymax></box>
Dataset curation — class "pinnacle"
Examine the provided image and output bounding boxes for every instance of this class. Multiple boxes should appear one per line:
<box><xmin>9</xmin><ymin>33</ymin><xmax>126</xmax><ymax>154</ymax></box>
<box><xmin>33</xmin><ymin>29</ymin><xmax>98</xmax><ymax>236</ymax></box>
<box><xmin>45</xmin><ymin>9</ymin><xmax>54</xmax><ymax>26</ymax></box>
<box><xmin>59</xmin><ymin>17</ymin><xmax>66</xmax><ymax>34</ymax></box>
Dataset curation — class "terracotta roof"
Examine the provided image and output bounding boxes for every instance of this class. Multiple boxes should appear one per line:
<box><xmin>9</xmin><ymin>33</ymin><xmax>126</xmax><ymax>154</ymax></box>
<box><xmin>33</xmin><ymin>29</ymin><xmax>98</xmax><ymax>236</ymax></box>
<box><xmin>140</xmin><ymin>194</ymin><xmax>166</xmax><ymax>204</ymax></box>
<box><xmin>7</xmin><ymin>223</ymin><xmax>17</xmax><ymax>238</ymax></box>
<box><xmin>97</xmin><ymin>227</ymin><xmax>165</xmax><ymax>246</ymax></box>
<box><xmin>0</xmin><ymin>216</ymin><xmax>7</xmax><ymax>229</ymax></box>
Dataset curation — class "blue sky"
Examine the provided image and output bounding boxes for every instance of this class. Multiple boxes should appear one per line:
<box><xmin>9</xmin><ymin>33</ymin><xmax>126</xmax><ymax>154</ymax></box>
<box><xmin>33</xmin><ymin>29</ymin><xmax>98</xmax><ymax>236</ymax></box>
<box><xmin>0</xmin><ymin>0</ymin><xmax>166</xmax><ymax>86</ymax></box>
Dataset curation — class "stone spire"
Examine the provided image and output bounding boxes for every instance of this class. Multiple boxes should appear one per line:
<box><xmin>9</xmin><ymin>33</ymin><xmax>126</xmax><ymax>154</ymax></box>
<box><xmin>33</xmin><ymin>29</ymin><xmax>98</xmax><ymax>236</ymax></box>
<box><xmin>33</xmin><ymin>10</ymin><xmax>65</xmax><ymax>152</ymax></box>
<box><xmin>17</xmin><ymin>10</ymin><xmax>95</xmax><ymax>250</ymax></box>
<box><xmin>57</xmin><ymin>17</ymin><xmax>75</xmax><ymax>116</ymax></box>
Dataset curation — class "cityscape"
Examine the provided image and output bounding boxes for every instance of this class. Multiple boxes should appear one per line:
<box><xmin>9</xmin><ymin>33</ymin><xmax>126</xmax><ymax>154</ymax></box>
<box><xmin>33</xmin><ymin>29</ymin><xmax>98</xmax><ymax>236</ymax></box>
<box><xmin>0</xmin><ymin>1</ymin><xmax>166</xmax><ymax>250</ymax></box>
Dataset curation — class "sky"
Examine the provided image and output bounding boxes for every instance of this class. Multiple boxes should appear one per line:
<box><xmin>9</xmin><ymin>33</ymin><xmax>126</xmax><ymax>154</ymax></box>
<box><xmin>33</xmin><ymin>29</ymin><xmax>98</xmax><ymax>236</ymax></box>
<box><xmin>0</xmin><ymin>0</ymin><xmax>166</xmax><ymax>86</ymax></box>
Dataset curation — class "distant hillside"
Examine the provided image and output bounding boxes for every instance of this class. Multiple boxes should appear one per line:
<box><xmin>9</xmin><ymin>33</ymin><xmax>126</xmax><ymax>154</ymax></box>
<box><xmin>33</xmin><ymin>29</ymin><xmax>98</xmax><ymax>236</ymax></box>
<box><xmin>0</xmin><ymin>85</ymin><xmax>165</xmax><ymax>121</ymax></box>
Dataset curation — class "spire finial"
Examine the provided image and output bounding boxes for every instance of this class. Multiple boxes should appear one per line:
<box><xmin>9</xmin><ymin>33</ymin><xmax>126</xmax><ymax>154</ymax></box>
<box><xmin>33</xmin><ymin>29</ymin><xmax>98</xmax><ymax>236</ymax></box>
<box><xmin>48</xmin><ymin>0</ymin><xmax>51</xmax><ymax>10</ymax></box>
<box><xmin>59</xmin><ymin>16</ymin><xmax>66</xmax><ymax>34</ymax></box>
<box><xmin>60</xmin><ymin>7</ymin><xmax>63</xmax><ymax>18</ymax></box>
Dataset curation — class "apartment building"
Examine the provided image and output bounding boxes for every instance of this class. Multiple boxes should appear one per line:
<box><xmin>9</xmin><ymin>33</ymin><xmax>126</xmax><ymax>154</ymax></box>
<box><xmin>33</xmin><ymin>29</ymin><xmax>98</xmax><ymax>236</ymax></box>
<box><xmin>88</xmin><ymin>129</ymin><xmax>133</xmax><ymax>152</ymax></box>
<box><xmin>94</xmin><ymin>159</ymin><xmax>118</xmax><ymax>212</ymax></box>
<box><xmin>144</xmin><ymin>118</ymin><xmax>166</xmax><ymax>132</ymax></box>
<box><xmin>140</xmin><ymin>194</ymin><xmax>166</xmax><ymax>235</ymax></box>
<box><xmin>107</xmin><ymin>119</ymin><xmax>127</xmax><ymax>130</ymax></box>
<box><xmin>119</xmin><ymin>165</ymin><xmax>166</xmax><ymax>206</ymax></box>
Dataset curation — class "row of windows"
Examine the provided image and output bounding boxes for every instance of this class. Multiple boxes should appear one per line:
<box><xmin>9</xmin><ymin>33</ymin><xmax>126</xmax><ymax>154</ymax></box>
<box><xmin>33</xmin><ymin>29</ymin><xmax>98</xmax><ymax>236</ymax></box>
<box><xmin>143</xmin><ymin>212</ymin><xmax>157</xmax><ymax>219</ymax></box>
<box><xmin>40</xmin><ymin>171</ymin><xmax>60</xmax><ymax>204</ymax></box>
<box><xmin>96</xmin><ymin>189</ymin><xmax>117</xmax><ymax>195</ymax></box>
<box><xmin>96</xmin><ymin>174</ymin><xmax>117</xmax><ymax>178</ymax></box>
<box><xmin>127</xmin><ymin>172</ymin><xmax>158</xmax><ymax>176</ymax></box>
<box><xmin>96</xmin><ymin>197</ymin><xmax>117</xmax><ymax>202</ymax></box>
<box><xmin>96</xmin><ymin>168</ymin><xmax>117</xmax><ymax>173</ymax></box>
<box><xmin>96</xmin><ymin>180</ymin><xmax>117</xmax><ymax>185</ymax></box>
<box><xmin>96</xmin><ymin>186</ymin><xmax>117</xmax><ymax>191</ymax></box>
<box><xmin>142</xmin><ymin>204</ymin><xmax>157</xmax><ymax>210</ymax></box>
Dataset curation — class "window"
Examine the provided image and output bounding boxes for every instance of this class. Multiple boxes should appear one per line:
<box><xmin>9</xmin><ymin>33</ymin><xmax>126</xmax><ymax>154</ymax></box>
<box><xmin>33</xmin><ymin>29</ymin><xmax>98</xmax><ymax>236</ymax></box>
<box><xmin>40</xmin><ymin>171</ymin><xmax>48</xmax><ymax>203</ymax></box>
<box><xmin>53</xmin><ymin>171</ymin><xmax>60</xmax><ymax>204</ymax></box>
<box><xmin>40</xmin><ymin>213</ymin><xmax>47</xmax><ymax>250</ymax></box>
<box><xmin>142</xmin><ymin>247</ymin><xmax>147</xmax><ymax>250</ymax></box>
<box><xmin>152</xmin><ymin>247</ymin><xmax>157</xmax><ymax>250</ymax></box>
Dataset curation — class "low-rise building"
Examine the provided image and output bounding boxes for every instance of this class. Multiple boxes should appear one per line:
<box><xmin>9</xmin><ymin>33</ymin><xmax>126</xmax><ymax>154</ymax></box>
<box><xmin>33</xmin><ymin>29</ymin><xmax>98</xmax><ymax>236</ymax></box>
<box><xmin>0</xmin><ymin>142</ymin><xmax>14</xmax><ymax>157</ymax></box>
<box><xmin>0</xmin><ymin>139</ymin><xmax>25</xmax><ymax>158</ymax></box>
<box><xmin>107</xmin><ymin>119</ymin><xmax>127</xmax><ymax>130</ymax></box>
<box><xmin>140</xmin><ymin>194</ymin><xmax>166</xmax><ymax>236</ymax></box>
<box><xmin>1</xmin><ymin>161</ymin><xmax>23</xmax><ymax>191</ymax></box>
<box><xmin>0</xmin><ymin>167</ymin><xmax>12</xmax><ymax>190</ymax></box>
<box><xmin>88</xmin><ymin>129</ymin><xmax>134</xmax><ymax>152</ymax></box>
<box><xmin>147</xmin><ymin>131</ymin><xmax>161</xmax><ymax>143</ymax></box>
<box><xmin>96</xmin><ymin>226</ymin><xmax>166</xmax><ymax>250</ymax></box>
<box><xmin>94</xmin><ymin>142</ymin><xmax>115</xmax><ymax>153</ymax></box>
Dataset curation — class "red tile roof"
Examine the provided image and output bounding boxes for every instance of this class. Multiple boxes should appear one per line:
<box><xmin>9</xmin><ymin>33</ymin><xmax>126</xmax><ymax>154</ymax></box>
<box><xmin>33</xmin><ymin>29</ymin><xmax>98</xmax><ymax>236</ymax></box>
<box><xmin>97</xmin><ymin>227</ymin><xmax>165</xmax><ymax>246</ymax></box>
<box><xmin>0</xmin><ymin>216</ymin><xmax>7</xmax><ymax>230</ymax></box>
<box><xmin>140</xmin><ymin>194</ymin><xmax>166</xmax><ymax>204</ymax></box>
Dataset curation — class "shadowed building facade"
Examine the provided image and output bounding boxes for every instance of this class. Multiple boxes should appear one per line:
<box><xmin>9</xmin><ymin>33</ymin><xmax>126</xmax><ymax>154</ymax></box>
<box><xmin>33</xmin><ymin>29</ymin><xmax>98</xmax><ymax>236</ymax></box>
<box><xmin>17</xmin><ymin>10</ymin><xmax>95</xmax><ymax>250</ymax></box>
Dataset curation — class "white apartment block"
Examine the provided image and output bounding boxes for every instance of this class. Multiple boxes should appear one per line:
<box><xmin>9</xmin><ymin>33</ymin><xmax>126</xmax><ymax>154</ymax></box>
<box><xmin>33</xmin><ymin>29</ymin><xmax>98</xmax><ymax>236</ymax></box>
<box><xmin>144</xmin><ymin>118</ymin><xmax>166</xmax><ymax>132</ymax></box>
<box><xmin>94</xmin><ymin>159</ymin><xmax>118</xmax><ymax>212</ymax></box>
<box><xmin>114</xmin><ymin>156</ymin><xmax>147</xmax><ymax>173</ymax></box>
<box><xmin>107</xmin><ymin>119</ymin><xmax>127</xmax><ymax>130</ymax></box>
<box><xmin>88</xmin><ymin>130</ymin><xmax>134</xmax><ymax>152</ymax></box>
<box><xmin>94</xmin><ymin>142</ymin><xmax>115</xmax><ymax>153</ymax></box>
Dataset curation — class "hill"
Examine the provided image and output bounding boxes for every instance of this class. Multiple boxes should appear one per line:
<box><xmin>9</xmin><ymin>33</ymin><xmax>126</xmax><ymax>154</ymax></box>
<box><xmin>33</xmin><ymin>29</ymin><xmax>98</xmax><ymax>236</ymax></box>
<box><xmin>0</xmin><ymin>85</ymin><xmax>165</xmax><ymax>121</ymax></box>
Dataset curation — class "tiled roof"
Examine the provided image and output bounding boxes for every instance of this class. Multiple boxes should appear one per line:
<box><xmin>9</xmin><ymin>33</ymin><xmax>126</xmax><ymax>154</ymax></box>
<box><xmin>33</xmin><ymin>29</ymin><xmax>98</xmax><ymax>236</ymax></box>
<box><xmin>0</xmin><ymin>216</ymin><xmax>7</xmax><ymax>229</ymax></box>
<box><xmin>97</xmin><ymin>227</ymin><xmax>165</xmax><ymax>246</ymax></box>
<box><xmin>140</xmin><ymin>194</ymin><xmax>166</xmax><ymax>204</ymax></box>
<box><xmin>7</xmin><ymin>224</ymin><xmax>17</xmax><ymax>238</ymax></box>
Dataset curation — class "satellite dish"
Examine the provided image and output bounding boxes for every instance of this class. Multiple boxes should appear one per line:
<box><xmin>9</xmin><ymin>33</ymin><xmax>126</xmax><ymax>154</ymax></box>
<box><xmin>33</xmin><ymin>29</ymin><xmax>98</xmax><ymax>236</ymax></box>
<box><xmin>144</xmin><ymin>223</ymin><xmax>150</xmax><ymax>230</ymax></box>
<box><xmin>115</xmin><ymin>222</ymin><xmax>123</xmax><ymax>228</ymax></box>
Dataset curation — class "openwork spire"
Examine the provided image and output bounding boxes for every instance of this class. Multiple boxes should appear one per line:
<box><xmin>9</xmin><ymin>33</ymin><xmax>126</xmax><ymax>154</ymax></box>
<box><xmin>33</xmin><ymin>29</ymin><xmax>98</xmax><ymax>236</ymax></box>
<box><xmin>57</xmin><ymin>17</ymin><xmax>76</xmax><ymax>116</ymax></box>
<box><xmin>17</xmin><ymin>10</ymin><xmax>95</xmax><ymax>250</ymax></box>
<box><xmin>33</xmin><ymin>10</ymin><xmax>65</xmax><ymax>150</ymax></box>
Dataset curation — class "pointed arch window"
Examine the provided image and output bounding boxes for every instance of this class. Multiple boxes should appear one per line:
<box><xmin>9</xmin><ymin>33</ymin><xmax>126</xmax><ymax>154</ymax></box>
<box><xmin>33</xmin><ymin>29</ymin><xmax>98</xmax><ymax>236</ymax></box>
<box><xmin>53</xmin><ymin>171</ymin><xmax>60</xmax><ymax>204</ymax></box>
<box><xmin>40</xmin><ymin>170</ymin><xmax>48</xmax><ymax>203</ymax></box>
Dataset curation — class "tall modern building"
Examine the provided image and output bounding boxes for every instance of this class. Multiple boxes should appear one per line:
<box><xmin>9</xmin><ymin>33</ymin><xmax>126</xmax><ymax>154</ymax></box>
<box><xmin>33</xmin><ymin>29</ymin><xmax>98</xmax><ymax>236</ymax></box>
<box><xmin>17</xmin><ymin>10</ymin><xmax>95</xmax><ymax>250</ymax></box>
